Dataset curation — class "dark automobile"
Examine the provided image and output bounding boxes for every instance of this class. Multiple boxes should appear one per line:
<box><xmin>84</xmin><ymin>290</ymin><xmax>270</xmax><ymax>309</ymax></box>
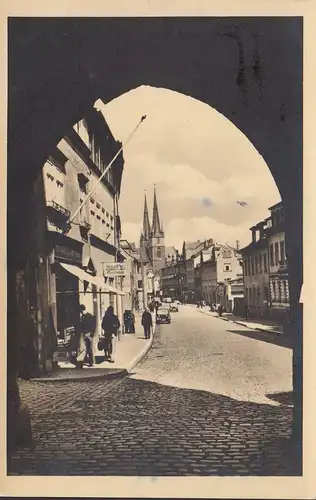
<box><xmin>156</xmin><ymin>307</ymin><xmax>171</xmax><ymax>324</ymax></box>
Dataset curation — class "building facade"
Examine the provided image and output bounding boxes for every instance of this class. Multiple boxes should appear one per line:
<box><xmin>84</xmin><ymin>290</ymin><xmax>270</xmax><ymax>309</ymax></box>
<box><xmin>241</xmin><ymin>201</ymin><xmax>289</xmax><ymax>321</ymax></box>
<box><xmin>197</xmin><ymin>243</ymin><xmax>243</xmax><ymax>309</ymax></box>
<box><xmin>267</xmin><ymin>202</ymin><xmax>290</xmax><ymax>320</ymax></box>
<box><xmin>19</xmin><ymin>107</ymin><xmax>125</xmax><ymax>375</ymax></box>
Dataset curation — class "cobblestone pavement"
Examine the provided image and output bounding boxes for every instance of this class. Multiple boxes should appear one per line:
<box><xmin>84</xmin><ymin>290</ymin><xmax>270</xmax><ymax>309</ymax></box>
<box><xmin>8</xmin><ymin>306</ymin><xmax>300</xmax><ymax>476</ymax></box>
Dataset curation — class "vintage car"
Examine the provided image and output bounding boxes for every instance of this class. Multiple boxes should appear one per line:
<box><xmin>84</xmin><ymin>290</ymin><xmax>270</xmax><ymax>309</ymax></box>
<box><xmin>169</xmin><ymin>302</ymin><xmax>179</xmax><ymax>312</ymax></box>
<box><xmin>156</xmin><ymin>307</ymin><xmax>171</xmax><ymax>324</ymax></box>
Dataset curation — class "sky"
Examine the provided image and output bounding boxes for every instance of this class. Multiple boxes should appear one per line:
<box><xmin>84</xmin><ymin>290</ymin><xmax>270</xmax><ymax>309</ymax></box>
<box><xmin>95</xmin><ymin>86</ymin><xmax>280</xmax><ymax>251</ymax></box>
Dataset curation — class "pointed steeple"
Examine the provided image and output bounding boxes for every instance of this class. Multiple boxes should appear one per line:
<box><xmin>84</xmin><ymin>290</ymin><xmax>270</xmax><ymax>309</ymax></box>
<box><xmin>152</xmin><ymin>185</ymin><xmax>162</xmax><ymax>235</ymax></box>
<box><xmin>142</xmin><ymin>191</ymin><xmax>151</xmax><ymax>241</ymax></box>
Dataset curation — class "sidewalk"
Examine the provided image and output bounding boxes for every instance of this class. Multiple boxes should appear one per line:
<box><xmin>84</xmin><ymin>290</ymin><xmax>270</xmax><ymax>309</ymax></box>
<box><xmin>195</xmin><ymin>307</ymin><xmax>283</xmax><ymax>335</ymax></box>
<box><xmin>31</xmin><ymin>313</ymin><xmax>156</xmax><ymax>382</ymax></box>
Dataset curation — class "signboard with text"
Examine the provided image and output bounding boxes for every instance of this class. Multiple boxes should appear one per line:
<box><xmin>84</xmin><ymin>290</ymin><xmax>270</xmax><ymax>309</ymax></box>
<box><xmin>104</xmin><ymin>263</ymin><xmax>126</xmax><ymax>277</ymax></box>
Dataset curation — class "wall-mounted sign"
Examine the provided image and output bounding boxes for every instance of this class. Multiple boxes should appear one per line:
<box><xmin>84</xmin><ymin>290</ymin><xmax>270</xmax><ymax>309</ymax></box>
<box><xmin>55</xmin><ymin>244</ymin><xmax>82</xmax><ymax>264</ymax></box>
<box><xmin>104</xmin><ymin>263</ymin><xmax>126</xmax><ymax>277</ymax></box>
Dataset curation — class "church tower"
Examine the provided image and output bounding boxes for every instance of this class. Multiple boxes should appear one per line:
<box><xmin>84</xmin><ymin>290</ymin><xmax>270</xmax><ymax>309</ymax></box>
<box><xmin>140</xmin><ymin>191</ymin><xmax>151</xmax><ymax>264</ymax></box>
<box><xmin>149</xmin><ymin>186</ymin><xmax>165</xmax><ymax>273</ymax></box>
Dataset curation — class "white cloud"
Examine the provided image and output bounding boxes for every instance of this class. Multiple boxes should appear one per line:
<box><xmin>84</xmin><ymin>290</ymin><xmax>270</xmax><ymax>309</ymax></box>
<box><xmin>99</xmin><ymin>86</ymin><xmax>281</xmax><ymax>251</ymax></box>
<box><xmin>165</xmin><ymin>216</ymin><xmax>250</xmax><ymax>250</ymax></box>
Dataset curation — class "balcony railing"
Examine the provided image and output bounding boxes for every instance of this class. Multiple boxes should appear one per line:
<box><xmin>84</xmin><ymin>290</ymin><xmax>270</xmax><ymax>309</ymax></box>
<box><xmin>79</xmin><ymin>218</ymin><xmax>91</xmax><ymax>230</ymax></box>
<box><xmin>46</xmin><ymin>200</ymin><xmax>70</xmax><ymax>219</ymax></box>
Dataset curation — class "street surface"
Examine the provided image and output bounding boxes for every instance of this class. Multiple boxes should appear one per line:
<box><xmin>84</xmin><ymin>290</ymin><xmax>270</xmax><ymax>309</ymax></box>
<box><xmin>8</xmin><ymin>306</ymin><xmax>297</xmax><ymax>476</ymax></box>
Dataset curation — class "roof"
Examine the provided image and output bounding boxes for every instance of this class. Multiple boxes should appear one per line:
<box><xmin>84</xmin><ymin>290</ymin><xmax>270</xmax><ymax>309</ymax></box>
<box><xmin>240</xmin><ymin>238</ymin><xmax>268</xmax><ymax>254</ymax></box>
<box><xmin>268</xmin><ymin>200</ymin><xmax>283</xmax><ymax>211</ymax></box>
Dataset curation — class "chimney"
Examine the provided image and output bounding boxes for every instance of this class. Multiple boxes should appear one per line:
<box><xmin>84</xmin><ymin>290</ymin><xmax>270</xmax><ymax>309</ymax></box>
<box><xmin>236</xmin><ymin>240</ymin><xmax>240</xmax><ymax>251</ymax></box>
<box><xmin>251</xmin><ymin>227</ymin><xmax>257</xmax><ymax>244</ymax></box>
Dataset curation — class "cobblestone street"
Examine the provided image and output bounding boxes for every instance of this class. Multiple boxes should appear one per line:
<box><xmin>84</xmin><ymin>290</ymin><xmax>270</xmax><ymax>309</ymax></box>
<box><xmin>8</xmin><ymin>306</ymin><xmax>299</xmax><ymax>476</ymax></box>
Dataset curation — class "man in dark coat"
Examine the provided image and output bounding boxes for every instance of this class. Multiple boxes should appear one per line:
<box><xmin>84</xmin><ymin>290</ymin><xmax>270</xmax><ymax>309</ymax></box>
<box><xmin>101</xmin><ymin>306</ymin><xmax>120</xmax><ymax>363</ymax></box>
<box><xmin>80</xmin><ymin>305</ymin><xmax>96</xmax><ymax>367</ymax></box>
<box><xmin>141</xmin><ymin>308</ymin><xmax>153</xmax><ymax>339</ymax></box>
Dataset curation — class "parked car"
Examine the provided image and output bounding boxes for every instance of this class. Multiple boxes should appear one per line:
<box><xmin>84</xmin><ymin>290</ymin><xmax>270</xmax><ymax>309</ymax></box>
<box><xmin>162</xmin><ymin>297</ymin><xmax>172</xmax><ymax>304</ymax></box>
<box><xmin>174</xmin><ymin>300</ymin><xmax>182</xmax><ymax>305</ymax></box>
<box><xmin>170</xmin><ymin>302</ymin><xmax>179</xmax><ymax>312</ymax></box>
<box><xmin>156</xmin><ymin>307</ymin><xmax>171</xmax><ymax>324</ymax></box>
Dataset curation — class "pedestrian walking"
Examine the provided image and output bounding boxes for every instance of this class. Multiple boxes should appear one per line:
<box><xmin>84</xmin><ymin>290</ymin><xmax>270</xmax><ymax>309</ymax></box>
<box><xmin>101</xmin><ymin>306</ymin><xmax>120</xmax><ymax>363</ymax></box>
<box><xmin>123</xmin><ymin>310</ymin><xmax>131</xmax><ymax>333</ymax></box>
<box><xmin>217</xmin><ymin>304</ymin><xmax>223</xmax><ymax>317</ymax></box>
<box><xmin>130</xmin><ymin>310</ymin><xmax>136</xmax><ymax>333</ymax></box>
<box><xmin>154</xmin><ymin>301</ymin><xmax>160</xmax><ymax>317</ymax></box>
<box><xmin>141</xmin><ymin>307</ymin><xmax>153</xmax><ymax>339</ymax></box>
<box><xmin>243</xmin><ymin>304</ymin><xmax>250</xmax><ymax>320</ymax></box>
<box><xmin>80</xmin><ymin>305</ymin><xmax>96</xmax><ymax>367</ymax></box>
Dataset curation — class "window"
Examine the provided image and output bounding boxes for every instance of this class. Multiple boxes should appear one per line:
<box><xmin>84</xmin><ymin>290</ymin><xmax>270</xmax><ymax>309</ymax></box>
<box><xmin>263</xmin><ymin>253</ymin><xmax>267</xmax><ymax>273</ymax></box>
<box><xmin>224</xmin><ymin>263</ymin><xmax>231</xmax><ymax>272</ymax></box>
<box><xmin>270</xmin><ymin>244</ymin><xmax>274</xmax><ymax>266</ymax></box>
<box><xmin>251</xmin><ymin>256</ymin><xmax>254</xmax><ymax>275</ymax></box>
<box><xmin>275</xmin><ymin>242</ymin><xmax>279</xmax><ymax>266</ymax></box>
<box><xmin>77</xmin><ymin>173</ymin><xmax>89</xmax><ymax>194</ymax></box>
<box><xmin>257</xmin><ymin>287</ymin><xmax>261</xmax><ymax>304</ymax></box>
<box><xmin>157</xmin><ymin>247</ymin><xmax>162</xmax><ymax>258</ymax></box>
<box><xmin>255</xmin><ymin>255</ymin><xmax>258</xmax><ymax>274</ymax></box>
<box><xmin>280</xmin><ymin>240</ymin><xmax>285</xmax><ymax>262</ymax></box>
<box><xmin>223</xmin><ymin>249</ymin><xmax>232</xmax><ymax>258</ymax></box>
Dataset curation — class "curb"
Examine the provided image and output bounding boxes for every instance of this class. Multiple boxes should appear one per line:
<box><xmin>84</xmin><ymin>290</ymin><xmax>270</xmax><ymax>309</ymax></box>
<box><xmin>197</xmin><ymin>308</ymin><xmax>282</xmax><ymax>336</ymax></box>
<box><xmin>30</xmin><ymin>323</ymin><xmax>157</xmax><ymax>383</ymax></box>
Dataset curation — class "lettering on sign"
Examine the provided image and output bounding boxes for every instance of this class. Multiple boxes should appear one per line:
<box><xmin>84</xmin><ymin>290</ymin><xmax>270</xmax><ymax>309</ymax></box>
<box><xmin>104</xmin><ymin>263</ymin><xmax>126</xmax><ymax>277</ymax></box>
<box><xmin>55</xmin><ymin>245</ymin><xmax>81</xmax><ymax>264</ymax></box>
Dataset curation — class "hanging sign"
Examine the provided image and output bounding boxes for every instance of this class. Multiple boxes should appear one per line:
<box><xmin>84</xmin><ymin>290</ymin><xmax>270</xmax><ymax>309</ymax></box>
<box><xmin>104</xmin><ymin>263</ymin><xmax>126</xmax><ymax>277</ymax></box>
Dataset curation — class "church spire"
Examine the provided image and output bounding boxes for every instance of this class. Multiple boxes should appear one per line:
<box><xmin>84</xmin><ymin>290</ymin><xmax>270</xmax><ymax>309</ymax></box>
<box><xmin>152</xmin><ymin>185</ymin><xmax>162</xmax><ymax>235</ymax></box>
<box><xmin>142</xmin><ymin>191</ymin><xmax>151</xmax><ymax>240</ymax></box>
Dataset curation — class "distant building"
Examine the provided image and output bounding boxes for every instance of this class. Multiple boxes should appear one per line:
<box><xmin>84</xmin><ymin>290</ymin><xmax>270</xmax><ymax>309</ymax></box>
<box><xmin>197</xmin><ymin>243</ymin><xmax>243</xmax><ymax>309</ymax></box>
<box><xmin>140</xmin><ymin>187</ymin><xmax>166</xmax><ymax>274</ymax></box>
<box><xmin>120</xmin><ymin>240</ymin><xmax>143</xmax><ymax>312</ymax></box>
<box><xmin>267</xmin><ymin>202</ymin><xmax>289</xmax><ymax>320</ymax></box>
<box><xmin>240</xmin><ymin>200</ymin><xmax>289</xmax><ymax>321</ymax></box>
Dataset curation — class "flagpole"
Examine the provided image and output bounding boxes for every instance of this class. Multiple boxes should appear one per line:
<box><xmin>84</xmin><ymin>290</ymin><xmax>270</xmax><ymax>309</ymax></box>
<box><xmin>64</xmin><ymin>115</ymin><xmax>147</xmax><ymax>233</ymax></box>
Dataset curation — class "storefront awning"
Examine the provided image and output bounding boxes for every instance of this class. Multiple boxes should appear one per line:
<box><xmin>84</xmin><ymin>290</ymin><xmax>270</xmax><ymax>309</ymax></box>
<box><xmin>59</xmin><ymin>263</ymin><xmax>125</xmax><ymax>296</ymax></box>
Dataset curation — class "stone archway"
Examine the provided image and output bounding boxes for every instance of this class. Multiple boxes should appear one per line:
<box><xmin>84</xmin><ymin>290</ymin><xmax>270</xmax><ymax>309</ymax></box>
<box><xmin>8</xmin><ymin>17</ymin><xmax>302</xmax><ymax>461</ymax></box>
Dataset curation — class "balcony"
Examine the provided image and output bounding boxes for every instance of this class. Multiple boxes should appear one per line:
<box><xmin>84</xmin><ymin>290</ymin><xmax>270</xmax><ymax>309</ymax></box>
<box><xmin>46</xmin><ymin>200</ymin><xmax>70</xmax><ymax>228</ymax></box>
<box><xmin>79</xmin><ymin>218</ymin><xmax>91</xmax><ymax>230</ymax></box>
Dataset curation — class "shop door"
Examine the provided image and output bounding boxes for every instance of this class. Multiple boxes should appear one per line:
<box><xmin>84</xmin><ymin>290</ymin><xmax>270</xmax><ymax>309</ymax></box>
<box><xmin>56</xmin><ymin>267</ymin><xmax>80</xmax><ymax>341</ymax></box>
